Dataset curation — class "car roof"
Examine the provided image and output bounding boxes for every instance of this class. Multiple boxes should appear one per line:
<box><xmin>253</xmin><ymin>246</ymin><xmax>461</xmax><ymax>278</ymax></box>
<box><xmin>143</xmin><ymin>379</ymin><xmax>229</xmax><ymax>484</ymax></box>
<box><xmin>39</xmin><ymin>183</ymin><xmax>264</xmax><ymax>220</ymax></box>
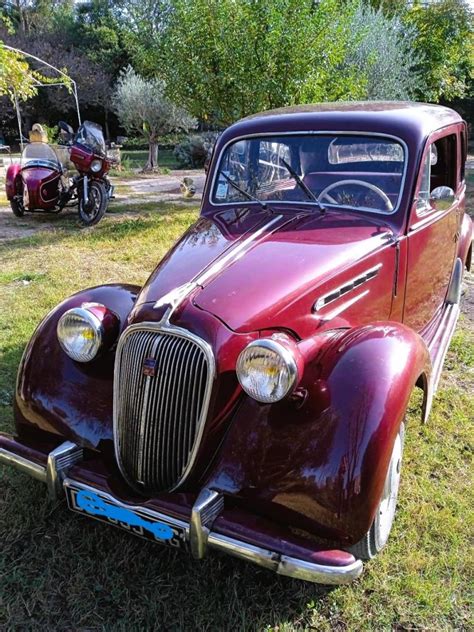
<box><xmin>225</xmin><ymin>101</ymin><xmax>463</xmax><ymax>145</ymax></box>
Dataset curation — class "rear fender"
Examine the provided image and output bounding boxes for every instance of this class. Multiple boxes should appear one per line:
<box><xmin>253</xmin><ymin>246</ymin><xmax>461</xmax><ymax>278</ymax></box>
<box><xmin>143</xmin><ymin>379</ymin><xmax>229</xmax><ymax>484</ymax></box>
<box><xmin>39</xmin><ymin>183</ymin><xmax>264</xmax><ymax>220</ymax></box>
<box><xmin>14</xmin><ymin>284</ymin><xmax>140</xmax><ymax>449</ymax></box>
<box><xmin>206</xmin><ymin>323</ymin><xmax>431</xmax><ymax>543</ymax></box>
<box><xmin>458</xmin><ymin>212</ymin><xmax>472</xmax><ymax>271</ymax></box>
<box><xmin>5</xmin><ymin>164</ymin><xmax>21</xmax><ymax>199</ymax></box>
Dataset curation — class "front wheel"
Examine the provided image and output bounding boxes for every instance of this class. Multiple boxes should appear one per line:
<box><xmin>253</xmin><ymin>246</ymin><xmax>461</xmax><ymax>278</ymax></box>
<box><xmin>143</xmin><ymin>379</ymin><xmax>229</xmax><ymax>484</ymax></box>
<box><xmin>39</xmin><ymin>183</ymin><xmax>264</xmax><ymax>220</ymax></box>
<box><xmin>78</xmin><ymin>180</ymin><xmax>107</xmax><ymax>226</ymax></box>
<box><xmin>349</xmin><ymin>422</ymin><xmax>405</xmax><ymax>560</ymax></box>
<box><xmin>10</xmin><ymin>198</ymin><xmax>25</xmax><ymax>217</ymax></box>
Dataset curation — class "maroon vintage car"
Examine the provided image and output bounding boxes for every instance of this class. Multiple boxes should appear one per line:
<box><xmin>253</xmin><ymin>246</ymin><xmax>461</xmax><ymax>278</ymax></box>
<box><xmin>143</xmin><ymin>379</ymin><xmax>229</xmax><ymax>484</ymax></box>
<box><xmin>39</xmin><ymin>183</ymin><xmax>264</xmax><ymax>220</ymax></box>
<box><xmin>0</xmin><ymin>102</ymin><xmax>472</xmax><ymax>584</ymax></box>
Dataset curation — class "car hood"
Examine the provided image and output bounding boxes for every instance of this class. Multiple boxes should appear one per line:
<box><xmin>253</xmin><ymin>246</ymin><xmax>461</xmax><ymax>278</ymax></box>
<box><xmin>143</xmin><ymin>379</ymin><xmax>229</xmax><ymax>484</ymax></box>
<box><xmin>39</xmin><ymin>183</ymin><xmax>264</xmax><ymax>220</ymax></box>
<box><xmin>136</xmin><ymin>207</ymin><xmax>394</xmax><ymax>337</ymax></box>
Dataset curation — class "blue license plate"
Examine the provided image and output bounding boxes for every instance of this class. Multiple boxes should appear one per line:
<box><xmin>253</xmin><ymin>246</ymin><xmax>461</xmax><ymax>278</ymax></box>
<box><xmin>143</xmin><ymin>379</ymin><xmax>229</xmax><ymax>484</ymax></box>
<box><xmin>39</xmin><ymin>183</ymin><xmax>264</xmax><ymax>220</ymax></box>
<box><xmin>65</xmin><ymin>483</ymin><xmax>187</xmax><ymax>550</ymax></box>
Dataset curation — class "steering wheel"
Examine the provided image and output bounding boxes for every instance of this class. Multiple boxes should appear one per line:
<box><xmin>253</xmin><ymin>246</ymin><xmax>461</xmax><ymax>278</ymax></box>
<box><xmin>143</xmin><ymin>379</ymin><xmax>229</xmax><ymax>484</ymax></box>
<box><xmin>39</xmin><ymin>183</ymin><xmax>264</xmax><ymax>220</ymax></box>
<box><xmin>317</xmin><ymin>179</ymin><xmax>393</xmax><ymax>212</ymax></box>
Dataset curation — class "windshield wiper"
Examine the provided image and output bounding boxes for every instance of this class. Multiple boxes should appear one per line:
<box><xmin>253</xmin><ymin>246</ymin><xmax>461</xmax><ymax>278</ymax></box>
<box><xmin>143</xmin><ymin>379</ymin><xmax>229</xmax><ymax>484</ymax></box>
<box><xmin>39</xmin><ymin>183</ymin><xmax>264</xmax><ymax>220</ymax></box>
<box><xmin>280</xmin><ymin>158</ymin><xmax>325</xmax><ymax>213</ymax></box>
<box><xmin>220</xmin><ymin>172</ymin><xmax>268</xmax><ymax>210</ymax></box>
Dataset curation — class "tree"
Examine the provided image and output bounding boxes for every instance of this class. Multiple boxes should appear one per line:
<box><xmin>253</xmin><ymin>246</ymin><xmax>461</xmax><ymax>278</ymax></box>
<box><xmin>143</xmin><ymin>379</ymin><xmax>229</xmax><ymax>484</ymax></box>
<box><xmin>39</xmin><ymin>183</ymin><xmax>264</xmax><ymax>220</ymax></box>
<box><xmin>113</xmin><ymin>66</ymin><xmax>196</xmax><ymax>171</ymax></box>
<box><xmin>404</xmin><ymin>0</ymin><xmax>473</xmax><ymax>102</ymax></box>
<box><xmin>342</xmin><ymin>4</ymin><xmax>421</xmax><ymax>100</ymax></box>
<box><xmin>1</xmin><ymin>0</ymin><xmax>75</xmax><ymax>34</ymax></box>
<box><xmin>157</xmin><ymin>0</ymin><xmax>424</xmax><ymax>127</ymax></box>
<box><xmin>0</xmin><ymin>42</ymin><xmax>38</xmax><ymax>101</ymax></box>
<box><xmin>112</xmin><ymin>0</ymin><xmax>171</xmax><ymax>77</ymax></box>
<box><xmin>1</xmin><ymin>27</ymin><xmax>112</xmax><ymax>130</ymax></box>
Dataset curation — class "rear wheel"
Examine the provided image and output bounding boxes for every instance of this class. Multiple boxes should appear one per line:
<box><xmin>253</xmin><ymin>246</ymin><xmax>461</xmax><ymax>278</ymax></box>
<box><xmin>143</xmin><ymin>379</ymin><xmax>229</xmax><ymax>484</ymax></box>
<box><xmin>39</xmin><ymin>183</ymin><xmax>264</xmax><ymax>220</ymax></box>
<box><xmin>349</xmin><ymin>422</ymin><xmax>405</xmax><ymax>560</ymax></box>
<box><xmin>10</xmin><ymin>198</ymin><xmax>25</xmax><ymax>217</ymax></box>
<box><xmin>78</xmin><ymin>180</ymin><xmax>107</xmax><ymax>226</ymax></box>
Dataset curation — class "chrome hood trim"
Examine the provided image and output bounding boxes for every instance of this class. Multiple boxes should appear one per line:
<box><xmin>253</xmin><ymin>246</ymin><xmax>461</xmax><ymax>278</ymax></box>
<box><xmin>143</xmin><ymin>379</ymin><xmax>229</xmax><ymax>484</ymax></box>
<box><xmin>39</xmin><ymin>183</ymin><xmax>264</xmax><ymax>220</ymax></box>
<box><xmin>153</xmin><ymin>214</ymin><xmax>285</xmax><ymax>324</ymax></box>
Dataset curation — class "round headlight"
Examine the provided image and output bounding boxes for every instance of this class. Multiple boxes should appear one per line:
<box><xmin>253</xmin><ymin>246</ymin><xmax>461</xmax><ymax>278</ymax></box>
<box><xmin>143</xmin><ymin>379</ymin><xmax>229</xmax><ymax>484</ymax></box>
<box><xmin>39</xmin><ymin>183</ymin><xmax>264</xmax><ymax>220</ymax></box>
<box><xmin>57</xmin><ymin>307</ymin><xmax>103</xmax><ymax>362</ymax></box>
<box><xmin>91</xmin><ymin>159</ymin><xmax>102</xmax><ymax>173</ymax></box>
<box><xmin>236</xmin><ymin>338</ymin><xmax>299</xmax><ymax>403</ymax></box>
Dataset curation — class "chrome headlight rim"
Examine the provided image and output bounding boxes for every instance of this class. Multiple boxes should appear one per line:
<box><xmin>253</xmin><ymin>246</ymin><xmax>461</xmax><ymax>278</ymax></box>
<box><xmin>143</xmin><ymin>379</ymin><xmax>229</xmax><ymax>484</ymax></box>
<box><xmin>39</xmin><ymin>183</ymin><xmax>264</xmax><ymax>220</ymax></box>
<box><xmin>57</xmin><ymin>306</ymin><xmax>104</xmax><ymax>363</ymax></box>
<box><xmin>236</xmin><ymin>337</ymin><xmax>299</xmax><ymax>403</ymax></box>
<box><xmin>90</xmin><ymin>159</ymin><xmax>102</xmax><ymax>173</ymax></box>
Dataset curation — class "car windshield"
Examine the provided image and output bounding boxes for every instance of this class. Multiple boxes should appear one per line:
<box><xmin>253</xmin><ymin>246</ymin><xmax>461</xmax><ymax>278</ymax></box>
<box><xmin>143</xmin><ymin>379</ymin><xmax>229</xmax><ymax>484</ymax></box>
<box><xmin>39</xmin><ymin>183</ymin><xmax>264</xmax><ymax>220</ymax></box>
<box><xmin>21</xmin><ymin>142</ymin><xmax>61</xmax><ymax>170</ymax></box>
<box><xmin>213</xmin><ymin>134</ymin><xmax>406</xmax><ymax>214</ymax></box>
<box><xmin>75</xmin><ymin>121</ymin><xmax>106</xmax><ymax>156</ymax></box>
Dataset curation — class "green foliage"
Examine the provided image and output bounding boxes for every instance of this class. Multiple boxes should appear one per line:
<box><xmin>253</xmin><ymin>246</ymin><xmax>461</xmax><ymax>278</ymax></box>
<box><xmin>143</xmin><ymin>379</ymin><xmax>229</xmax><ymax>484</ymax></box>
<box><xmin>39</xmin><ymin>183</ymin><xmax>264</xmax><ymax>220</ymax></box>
<box><xmin>0</xmin><ymin>41</ymin><xmax>71</xmax><ymax>103</ymax></box>
<box><xmin>2</xmin><ymin>0</ymin><xmax>473</xmax><ymax>135</ymax></box>
<box><xmin>343</xmin><ymin>5</ymin><xmax>421</xmax><ymax>100</ymax></box>
<box><xmin>404</xmin><ymin>0</ymin><xmax>474</xmax><ymax>102</ymax></box>
<box><xmin>158</xmin><ymin>0</ymin><xmax>424</xmax><ymax>126</ymax></box>
<box><xmin>41</xmin><ymin>123</ymin><xmax>60</xmax><ymax>144</ymax></box>
<box><xmin>0</xmin><ymin>42</ymin><xmax>37</xmax><ymax>101</ymax></box>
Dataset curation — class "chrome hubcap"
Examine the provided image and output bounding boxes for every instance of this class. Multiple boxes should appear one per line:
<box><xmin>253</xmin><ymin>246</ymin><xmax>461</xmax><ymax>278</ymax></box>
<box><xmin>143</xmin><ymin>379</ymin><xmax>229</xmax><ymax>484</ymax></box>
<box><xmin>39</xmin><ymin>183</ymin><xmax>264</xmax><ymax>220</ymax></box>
<box><xmin>376</xmin><ymin>429</ymin><xmax>403</xmax><ymax>549</ymax></box>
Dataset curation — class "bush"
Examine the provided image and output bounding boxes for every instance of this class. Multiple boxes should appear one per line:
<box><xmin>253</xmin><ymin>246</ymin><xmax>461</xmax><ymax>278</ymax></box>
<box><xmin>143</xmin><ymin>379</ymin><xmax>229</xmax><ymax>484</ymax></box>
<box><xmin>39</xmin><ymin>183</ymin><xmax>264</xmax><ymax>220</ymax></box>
<box><xmin>41</xmin><ymin>123</ymin><xmax>60</xmax><ymax>144</ymax></box>
<box><xmin>174</xmin><ymin>132</ymin><xmax>220</xmax><ymax>168</ymax></box>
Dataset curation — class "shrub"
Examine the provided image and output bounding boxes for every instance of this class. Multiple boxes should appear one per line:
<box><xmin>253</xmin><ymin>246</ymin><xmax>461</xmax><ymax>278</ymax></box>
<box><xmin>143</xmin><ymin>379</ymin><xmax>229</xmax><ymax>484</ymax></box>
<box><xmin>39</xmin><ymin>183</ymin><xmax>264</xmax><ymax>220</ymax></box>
<box><xmin>174</xmin><ymin>132</ymin><xmax>220</xmax><ymax>168</ymax></box>
<box><xmin>41</xmin><ymin>123</ymin><xmax>60</xmax><ymax>144</ymax></box>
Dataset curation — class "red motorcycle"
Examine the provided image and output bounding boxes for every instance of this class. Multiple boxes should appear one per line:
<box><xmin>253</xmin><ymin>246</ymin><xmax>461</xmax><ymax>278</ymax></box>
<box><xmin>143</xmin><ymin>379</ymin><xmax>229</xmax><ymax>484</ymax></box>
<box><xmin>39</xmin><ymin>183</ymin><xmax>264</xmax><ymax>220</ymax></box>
<box><xmin>5</xmin><ymin>121</ymin><xmax>114</xmax><ymax>226</ymax></box>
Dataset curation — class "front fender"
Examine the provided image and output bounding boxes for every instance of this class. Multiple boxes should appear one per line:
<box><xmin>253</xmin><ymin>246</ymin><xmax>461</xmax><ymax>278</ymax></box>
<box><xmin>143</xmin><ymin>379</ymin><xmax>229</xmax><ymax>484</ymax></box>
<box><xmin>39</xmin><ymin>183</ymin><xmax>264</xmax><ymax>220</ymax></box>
<box><xmin>205</xmin><ymin>323</ymin><xmax>431</xmax><ymax>544</ymax></box>
<box><xmin>14</xmin><ymin>284</ymin><xmax>140</xmax><ymax>449</ymax></box>
<box><xmin>5</xmin><ymin>164</ymin><xmax>21</xmax><ymax>200</ymax></box>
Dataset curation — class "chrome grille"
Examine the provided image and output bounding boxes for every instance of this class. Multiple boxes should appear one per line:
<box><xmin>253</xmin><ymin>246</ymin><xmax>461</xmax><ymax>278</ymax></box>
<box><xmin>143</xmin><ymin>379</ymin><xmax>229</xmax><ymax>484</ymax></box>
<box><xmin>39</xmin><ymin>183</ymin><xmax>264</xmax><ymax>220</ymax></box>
<box><xmin>114</xmin><ymin>325</ymin><xmax>213</xmax><ymax>492</ymax></box>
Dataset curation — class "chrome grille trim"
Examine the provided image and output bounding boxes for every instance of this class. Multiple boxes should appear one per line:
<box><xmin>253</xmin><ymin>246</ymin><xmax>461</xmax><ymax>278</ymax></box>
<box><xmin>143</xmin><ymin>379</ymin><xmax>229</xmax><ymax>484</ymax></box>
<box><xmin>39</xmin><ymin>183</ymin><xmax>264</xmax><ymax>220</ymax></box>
<box><xmin>113</xmin><ymin>322</ymin><xmax>216</xmax><ymax>493</ymax></box>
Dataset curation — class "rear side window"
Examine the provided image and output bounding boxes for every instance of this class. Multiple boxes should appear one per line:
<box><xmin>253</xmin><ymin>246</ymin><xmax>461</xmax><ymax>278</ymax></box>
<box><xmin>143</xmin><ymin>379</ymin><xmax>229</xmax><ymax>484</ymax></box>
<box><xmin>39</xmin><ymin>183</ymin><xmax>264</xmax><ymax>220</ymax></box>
<box><xmin>460</xmin><ymin>126</ymin><xmax>467</xmax><ymax>182</ymax></box>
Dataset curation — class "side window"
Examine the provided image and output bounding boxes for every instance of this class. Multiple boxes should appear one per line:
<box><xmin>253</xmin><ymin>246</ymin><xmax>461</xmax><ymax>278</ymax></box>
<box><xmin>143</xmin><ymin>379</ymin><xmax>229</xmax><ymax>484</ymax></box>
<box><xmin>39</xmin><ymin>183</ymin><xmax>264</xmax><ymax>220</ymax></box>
<box><xmin>417</xmin><ymin>134</ymin><xmax>457</xmax><ymax>212</ymax></box>
<box><xmin>460</xmin><ymin>126</ymin><xmax>467</xmax><ymax>183</ymax></box>
<box><xmin>417</xmin><ymin>145</ymin><xmax>437</xmax><ymax>211</ymax></box>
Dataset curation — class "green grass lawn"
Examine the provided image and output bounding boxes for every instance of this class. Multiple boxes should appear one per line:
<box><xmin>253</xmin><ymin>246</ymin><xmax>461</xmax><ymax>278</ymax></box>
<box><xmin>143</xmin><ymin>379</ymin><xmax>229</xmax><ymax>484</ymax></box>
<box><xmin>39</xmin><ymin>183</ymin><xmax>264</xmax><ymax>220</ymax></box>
<box><xmin>0</xmin><ymin>203</ymin><xmax>473</xmax><ymax>630</ymax></box>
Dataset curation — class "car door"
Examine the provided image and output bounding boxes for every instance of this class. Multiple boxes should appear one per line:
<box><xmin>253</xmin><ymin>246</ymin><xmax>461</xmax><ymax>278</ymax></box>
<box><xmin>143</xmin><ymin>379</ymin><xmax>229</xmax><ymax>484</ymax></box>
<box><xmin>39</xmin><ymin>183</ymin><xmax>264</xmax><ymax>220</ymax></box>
<box><xmin>403</xmin><ymin>128</ymin><xmax>460</xmax><ymax>332</ymax></box>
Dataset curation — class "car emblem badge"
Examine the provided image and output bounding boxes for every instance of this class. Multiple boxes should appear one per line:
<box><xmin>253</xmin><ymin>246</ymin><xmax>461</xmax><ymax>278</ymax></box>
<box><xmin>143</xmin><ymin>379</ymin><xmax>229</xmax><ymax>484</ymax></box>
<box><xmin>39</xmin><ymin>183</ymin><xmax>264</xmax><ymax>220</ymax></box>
<box><xmin>142</xmin><ymin>357</ymin><xmax>158</xmax><ymax>377</ymax></box>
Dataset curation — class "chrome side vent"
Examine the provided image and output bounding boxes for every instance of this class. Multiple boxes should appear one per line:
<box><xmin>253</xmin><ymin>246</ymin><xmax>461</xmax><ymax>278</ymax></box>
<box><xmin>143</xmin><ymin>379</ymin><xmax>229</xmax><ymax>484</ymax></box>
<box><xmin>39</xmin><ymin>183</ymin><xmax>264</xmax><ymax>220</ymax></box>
<box><xmin>114</xmin><ymin>324</ymin><xmax>214</xmax><ymax>493</ymax></box>
<box><xmin>313</xmin><ymin>264</ymin><xmax>382</xmax><ymax>312</ymax></box>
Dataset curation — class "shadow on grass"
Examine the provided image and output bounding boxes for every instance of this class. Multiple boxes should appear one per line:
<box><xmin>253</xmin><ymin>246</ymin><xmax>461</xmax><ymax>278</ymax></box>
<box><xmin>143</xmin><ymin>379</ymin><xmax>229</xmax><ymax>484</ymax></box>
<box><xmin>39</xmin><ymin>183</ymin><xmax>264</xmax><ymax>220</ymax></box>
<box><xmin>1</xmin><ymin>471</ymin><xmax>335</xmax><ymax>630</ymax></box>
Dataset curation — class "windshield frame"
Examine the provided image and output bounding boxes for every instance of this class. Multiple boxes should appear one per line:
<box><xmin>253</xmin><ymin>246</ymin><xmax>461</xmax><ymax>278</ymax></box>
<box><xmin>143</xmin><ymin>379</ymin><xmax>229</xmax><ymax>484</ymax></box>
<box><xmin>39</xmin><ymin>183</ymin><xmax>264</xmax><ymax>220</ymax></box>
<box><xmin>209</xmin><ymin>130</ymin><xmax>409</xmax><ymax>216</ymax></box>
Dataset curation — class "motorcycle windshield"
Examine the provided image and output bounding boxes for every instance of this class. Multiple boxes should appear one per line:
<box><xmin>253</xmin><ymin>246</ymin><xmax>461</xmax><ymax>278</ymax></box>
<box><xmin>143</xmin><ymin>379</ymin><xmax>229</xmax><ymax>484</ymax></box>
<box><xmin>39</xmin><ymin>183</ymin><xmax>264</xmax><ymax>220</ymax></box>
<box><xmin>21</xmin><ymin>142</ymin><xmax>61</xmax><ymax>170</ymax></box>
<box><xmin>75</xmin><ymin>121</ymin><xmax>106</xmax><ymax>156</ymax></box>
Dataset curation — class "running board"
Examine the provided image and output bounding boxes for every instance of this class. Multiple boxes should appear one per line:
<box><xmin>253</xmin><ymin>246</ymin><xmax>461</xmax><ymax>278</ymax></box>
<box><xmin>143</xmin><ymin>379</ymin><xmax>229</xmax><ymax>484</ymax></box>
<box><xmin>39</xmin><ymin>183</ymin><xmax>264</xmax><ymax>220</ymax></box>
<box><xmin>424</xmin><ymin>301</ymin><xmax>460</xmax><ymax>419</ymax></box>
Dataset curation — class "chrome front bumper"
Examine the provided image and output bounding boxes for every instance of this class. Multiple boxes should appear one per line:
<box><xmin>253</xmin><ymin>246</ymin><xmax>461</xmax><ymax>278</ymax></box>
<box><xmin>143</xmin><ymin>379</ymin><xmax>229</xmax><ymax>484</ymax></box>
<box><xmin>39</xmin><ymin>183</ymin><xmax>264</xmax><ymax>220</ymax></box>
<box><xmin>0</xmin><ymin>438</ymin><xmax>363</xmax><ymax>585</ymax></box>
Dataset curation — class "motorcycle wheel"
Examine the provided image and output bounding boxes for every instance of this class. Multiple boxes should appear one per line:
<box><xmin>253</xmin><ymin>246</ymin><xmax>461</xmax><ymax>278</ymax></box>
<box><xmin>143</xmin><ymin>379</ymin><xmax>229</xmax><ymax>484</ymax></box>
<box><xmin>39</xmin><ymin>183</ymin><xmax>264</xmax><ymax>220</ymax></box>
<box><xmin>10</xmin><ymin>198</ymin><xmax>25</xmax><ymax>217</ymax></box>
<box><xmin>78</xmin><ymin>180</ymin><xmax>107</xmax><ymax>226</ymax></box>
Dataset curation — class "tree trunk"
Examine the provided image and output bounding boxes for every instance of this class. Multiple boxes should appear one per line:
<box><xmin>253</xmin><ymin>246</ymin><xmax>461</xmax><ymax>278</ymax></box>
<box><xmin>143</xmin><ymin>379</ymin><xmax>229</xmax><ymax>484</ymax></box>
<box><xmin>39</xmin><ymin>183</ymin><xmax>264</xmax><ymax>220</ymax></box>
<box><xmin>142</xmin><ymin>139</ymin><xmax>159</xmax><ymax>172</ymax></box>
<box><xmin>104</xmin><ymin>107</ymin><xmax>110</xmax><ymax>142</ymax></box>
